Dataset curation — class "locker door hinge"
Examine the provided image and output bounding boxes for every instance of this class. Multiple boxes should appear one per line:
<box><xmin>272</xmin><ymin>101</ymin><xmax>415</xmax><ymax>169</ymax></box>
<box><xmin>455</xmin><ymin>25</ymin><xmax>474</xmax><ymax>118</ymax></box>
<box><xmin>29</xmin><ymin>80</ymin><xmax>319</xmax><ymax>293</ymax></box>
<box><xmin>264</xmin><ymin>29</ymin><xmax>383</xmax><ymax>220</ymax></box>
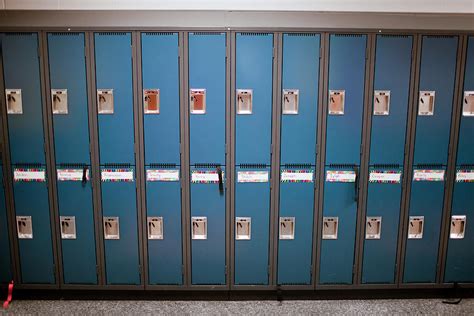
<box><xmin>138</xmin><ymin>265</ymin><xmax>142</xmax><ymax>276</ymax></box>
<box><xmin>224</xmin><ymin>265</ymin><xmax>228</xmax><ymax>275</ymax></box>
<box><xmin>52</xmin><ymin>264</ymin><xmax>56</xmax><ymax>275</ymax></box>
<box><xmin>273</xmin><ymin>47</ymin><xmax>276</xmax><ymax>58</ymax></box>
<box><xmin>394</xmin><ymin>264</ymin><xmax>398</xmax><ymax>279</ymax></box>
<box><xmin>96</xmin><ymin>265</ymin><xmax>100</xmax><ymax>276</ymax></box>
<box><xmin>319</xmin><ymin>47</ymin><xmax>322</xmax><ymax>59</ymax></box>
<box><xmin>181</xmin><ymin>265</ymin><xmax>185</xmax><ymax>275</ymax></box>
<box><xmin>310</xmin><ymin>265</ymin><xmax>313</xmax><ymax>276</ymax></box>
<box><xmin>268</xmin><ymin>265</ymin><xmax>271</xmax><ymax>276</ymax></box>
<box><xmin>352</xmin><ymin>265</ymin><xmax>356</xmax><ymax>277</ymax></box>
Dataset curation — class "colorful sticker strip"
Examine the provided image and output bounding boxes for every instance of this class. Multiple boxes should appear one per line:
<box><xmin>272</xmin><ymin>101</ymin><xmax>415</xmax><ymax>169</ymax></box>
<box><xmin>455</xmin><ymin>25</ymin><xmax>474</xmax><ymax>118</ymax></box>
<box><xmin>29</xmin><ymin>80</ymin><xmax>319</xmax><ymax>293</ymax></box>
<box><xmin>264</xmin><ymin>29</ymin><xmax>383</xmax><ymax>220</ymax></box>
<box><xmin>326</xmin><ymin>170</ymin><xmax>356</xmax><ymax>183</ymax></box>
<box><xmin>191</xmin><ymin>170</ymin><xmax>224</xmax><ymax>184</ymax></box>
<box><xmin>101</xmin><ymin>168</ymin><xmax>134</xmax><ymax>182</ymax></box>
<box><xmin>57</xmin><ymin>169</ymin><xmax>90</xmax><ymax>182</ymax></box>
<box><xmin>146</xmin><ymin>169</ymin><xmax>180</xmax><ymax>182</ymax></box>
<box><xmin>13</xmin><ymin>168</ymin><xmax>46</xmax><ymax>182</ymax></box>
<box><xmin>281</xmin><ymin>170</ymin><xmax>314</xmax><ymax>183</ymax></box>
<box><xmin>237</xmin><ymin>171</ymin><xmax>269</xmax><ymax>183</ymax></box>
<box><xmin>456</xmin><ymin>169</ymin><xmax>474</xmax><ymax>182</ymax></box>
<box><xmin>369</xmin><ymin>170</ymin><xmax>402</xmax><ymax>184</ymax></box>
<box><xmin>413</xmin><ymin>169</ymin><xmax>445</xmax><ymax>182</ymax></box>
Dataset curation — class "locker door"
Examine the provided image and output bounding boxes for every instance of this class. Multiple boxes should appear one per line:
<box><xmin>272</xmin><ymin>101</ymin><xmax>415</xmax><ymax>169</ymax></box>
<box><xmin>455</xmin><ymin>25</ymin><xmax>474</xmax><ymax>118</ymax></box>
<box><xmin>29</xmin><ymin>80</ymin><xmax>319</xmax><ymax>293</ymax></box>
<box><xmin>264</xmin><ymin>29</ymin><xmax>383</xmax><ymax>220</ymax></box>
<box><xmin>1</xmin><ymin>33</ymin><xmax>55</xmax><ymax>284</ymax></box>
<box><xmin>362</xmin><ymin>35</ymin><xmax>413</xmax><ymax>284</ymax></box>
<box><xmin>320</xmin><ymin>34</ymin><xmax>367</xmax><ymax>285</ymax></box>
<box><xmin>47</xmin><ymin>32</ymin><xmax>97</xmax><ymax>284</ymax></box>
<box><xmin>404</xmin><ymin>36</ymin><xmax>458</xmax><ymax>283</ymax></box>
<box><xmin>0</xmin><ymin>166</ymin><xmax>12</xmax><ymax>283</ymax></box>
<box><xmin>141</xmin><ymin>32</ymin><xmax>182</xmax><ymax>285</ymax></box>
<box><xmin>95</xmin><ymin>32</ymin><xmax>140</xmax><ymax>285</ymax></box>
<box><xmin>234</xmin><ymin>33</ymin><xmax>273</xmax><ymax>285</ymax></box>
<box><xmin>278</xmin><ymin>33</ymin><xmax>320</xmax><ymax>285</ymax></box>
<box><xmin>188</xmin><ymin>33</ymin><xmax>226</xmax><ymax>285</ymax></box>
<box><xmin>444</xmin><ymin>36</ymin><xmax>474</xmax><ymax>283</ymax></box>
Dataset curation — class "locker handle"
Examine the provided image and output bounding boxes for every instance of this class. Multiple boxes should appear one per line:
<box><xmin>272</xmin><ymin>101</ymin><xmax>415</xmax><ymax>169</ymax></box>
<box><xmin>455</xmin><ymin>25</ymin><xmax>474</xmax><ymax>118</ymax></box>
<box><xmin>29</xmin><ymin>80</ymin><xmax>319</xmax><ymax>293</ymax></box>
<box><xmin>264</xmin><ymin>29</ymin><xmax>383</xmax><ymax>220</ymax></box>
<box><xmin>354</xmin><ymin>166</ymin><xmax>359</xmax><ymax>202</ymax></box>
<box><xmin>217</xmin><ymin>166</ymin><xmax>223</xmax><ymax>195</ymax></box>
<box><xmin>82</xmin><ymin>166</ymin><xmax>88</xmax><ymax>186</ymax></box>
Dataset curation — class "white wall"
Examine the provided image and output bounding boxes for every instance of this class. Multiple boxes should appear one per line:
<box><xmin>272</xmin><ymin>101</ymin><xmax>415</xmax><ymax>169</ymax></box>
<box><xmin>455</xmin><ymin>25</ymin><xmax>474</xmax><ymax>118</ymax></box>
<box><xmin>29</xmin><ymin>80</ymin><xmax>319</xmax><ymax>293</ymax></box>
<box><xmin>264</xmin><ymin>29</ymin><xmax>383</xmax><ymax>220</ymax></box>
<box><xmin>1</xmin><ymin>0</ymin><xmax>473</xmax><ymax>14</ymax></box>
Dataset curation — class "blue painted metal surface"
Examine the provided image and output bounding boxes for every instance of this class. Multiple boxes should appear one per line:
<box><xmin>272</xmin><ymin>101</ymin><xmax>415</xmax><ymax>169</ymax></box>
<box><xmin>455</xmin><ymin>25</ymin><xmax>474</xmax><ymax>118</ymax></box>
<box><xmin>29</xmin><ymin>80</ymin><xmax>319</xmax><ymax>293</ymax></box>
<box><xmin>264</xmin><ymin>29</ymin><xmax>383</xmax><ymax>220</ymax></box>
<box><xmin>235</xmin><ymin>33</ymin><xmax>273</xmax><ymax>165</ymax></box>
<box><xmin>404</xmin><ymin>169</ymin><xmax>446</xmax><ymax>283</ymax></box>
<box><xmin>2</xmin><ymin>33</ymin><xmax>55</xmax><ymax>284</ymax></box>
<box><xmin>362</xmin><ymin>35</ymin><xmax>412</xmax><ymax>284</ymax></box>
<box><xmin>326</xmin><ymin>34</ymin><xmax>366</xmax><ymax>165</ymax></box>
<box><xmin>278</xmin><ymin>168</ymin><xmax>314</xmax><ymax>285</ymax></box>
<box><xmin>190</xmin><ymin>166</ymin><xmax>226</xmax><ymax>285</ymax></box>
<box><xmin>234</xmin><ymin>167</ymin><xmax>270</xmax><ymax>285</ymax></box>
<box><xmin>94</xmin><ymin>32</ymin><xmax>135</xmax><ymax>165</ymax></box>
<box><xmin>0</xmin><ymin>167</ymin><xmax>12</xmax><ymax>283</ymax></box>
<box><xmin>444</xmin><ymin>36</ymin><xmax>474</xmax><ymax>283</ymax></box>
<box><xmin>1</xmin><ymin>33</ymin><xmax>45</xmax><ymax>164</ymax></box>
<box><xmin>362</xmin><ymin>167</ymin><xmax>403</xmax><ymax>284</ymax></box>
<box><xmin>141</xmin><ymin>32</ymin><xmax>180</xmax><ymax>164</ymax></box>
<box><xmin>369</xmin><ymin>35</ymin><xmax>413</xmax><ymax>165</ymax></box>
<box><xmin>101</xmin><ymin>166</ymin><xmax>140</xmax><ymax>285</ymax></box>
<box><xmin>413</xmin><ymin>36</ymin><xmax>458</xmax><ymax>166</ymax></box>
<box><xmin>48</xmin><ymin>32</ymin><xmax>97</xmax><ymax>284</ymax></box>
<box><xmin>280</xmin><ymin>33</ymin><xmax>320</xmax><ymax>165</ymax></box>
<box><xmin>320</xmin><ymin>167</ymin><xmax>358</xmax><ymax>284</ymax></box>
<box><xmin>404</xmin><ymin>36</ymin><xmax>458</xmax><ymax>283</ymax></box>
<box><xmin>146</xmin><ymin>167</ymin><xmax>183</xmax><ymax>285</ymax></box>
<box><xmin>189</xmin><ymin>33</ymin><xmax>226</xmax><ymax>165</ymax></box>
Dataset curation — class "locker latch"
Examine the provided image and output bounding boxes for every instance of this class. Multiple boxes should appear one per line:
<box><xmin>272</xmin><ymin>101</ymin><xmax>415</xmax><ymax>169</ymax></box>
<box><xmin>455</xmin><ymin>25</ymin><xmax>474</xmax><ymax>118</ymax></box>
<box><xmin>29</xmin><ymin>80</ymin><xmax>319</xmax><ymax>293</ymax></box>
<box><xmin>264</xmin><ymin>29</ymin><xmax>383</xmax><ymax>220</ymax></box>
<box><xmin>418</xmin><ymin>91</ymin><xmax>435</xmax><ymax>116</ymax></box>
<box><xmin>97</xmin><ymin>89</ymin><xmax>114</xmax><ymax>114</ymax></box>
<box><xmin>329</xmin><ymin>90</ymin><xmax>345</xmax><ymax>115</ymax></box>
<box><xmin>365</xmin><ymin>217</ymin><xmax>382</xmax><ymax>239</ymax></box>
<box><xmin>282</xmin><ymin>89</ymin><xmax>299</xmax><ymax>115</ymax></box>
<box><xmin>143</xmin><ymin>89</ymin><xmax>160</xmax><ymax>114</ymax></box>
<box><xmin>51</xmin><ymin>89</ymin><xmax>68</xmax><ymax>114</ymax></box>
<box><xmin>463</xmin><ymin>91</ymin><xmax>474</xmax><ymax>117</ymax></box>
<box><xmin>408</xmin><ymin>216</ymin><xmax>424</xmax><ymax>239</ymax></box>
<box><xmin>16</xmin><ymin>216</ymin><xmax>33</xmax><ymax>239</ymax></box>
<box><xmin>217</xmin><ymin>165</ymin><xmax>224</xmax><ymax>195</ymax></box>
<box><xmin>147</xmin><ymin>216</ymin><xmax>164</xmax><ymax>240</ymax></box>
<box><xmin>103</xmin><ymin>217</ymin><xmax>120</xmax><ymax>239</ymax></box>
<box><xmin>373</xmin><ymin>91</ymin><xmax>390</xmax><ymax>116</ymax></box>
<box><xmin>235</xmin><ymin>217</ymin><xmax>251</xmax><ymax>240</ymax></box>
<box><xmin>192</xmin><ymin>217</ymin><xmax>207</xmax><ymax>240</ymax></box>
<box><xmin>322</xmin><ymin>217</ymin><xmax>338</xmax><ymax>239</ymax></box>
<box><xmin>190</xmin><ymin>89</ymin><xmax>206</xmax><ymax>114</ymax></box>
<box><xmin>237</xmin><ymin>89</ymin><xmax>253</xmax><ymax>114</ymax></box>
<box><xmin>60</xmin><ymin>216</ymin><xmax>77</xmax><ymax>239</ymax></box>
<box><xmin>450</xmin><ymin>215</ymin><xmax>466</xmax><ymax>239</ymax></box>
<box><xmin>279</xmin><ymin>217</ymin><xmax>295</xmax><ymax>240</ymax></box>
<box><xmin>5</xmin><ymin>89</ymin><xmax>23</xmax><ymax>114</ymax></box>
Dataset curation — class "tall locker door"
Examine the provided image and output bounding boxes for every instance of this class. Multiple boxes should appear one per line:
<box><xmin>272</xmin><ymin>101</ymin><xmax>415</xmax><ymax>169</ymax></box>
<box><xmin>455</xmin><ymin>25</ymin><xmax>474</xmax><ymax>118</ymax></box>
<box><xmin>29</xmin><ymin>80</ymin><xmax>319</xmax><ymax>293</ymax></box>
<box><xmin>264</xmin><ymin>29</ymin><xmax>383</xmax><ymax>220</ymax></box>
<box><xmin>0</xmin><ymin>165</ymin><xmax>12</xmax><ymax>283</ymax></box>
<box><xmin>189</xmin><ymin>33</ymin><xmax>226</xmax><ymax>285</ymax></box>
<box><xmin>277</xmin><ymin>33</ymin><xmax>320</xmax><ymax>285</ymax></box>
<box><xmin>94</xmin><ymin>32</ymin><xmax>140</xmax><ymax>285</ymax></box>
<box><xmin>403</xmin><ymin>36</ymin><xmax>458</xmax><ymax>283</ymax></box>
<box><xmin>362</xmin><ymin>35</ymin><xmax>413</xmax><ymax>284</ymax></box>
<box><xmin>47</xmin><ymin>32</ymin><xmax>97</xmax><ymax>284</ymax></box>
<box><xmin>234</xmin><ymin>33</ymin><xmax>273</xmax><ymax>285</ymax></box>
<box><xmin>320</xmin><ymin>34</ymin><xmax>367</xmax><ymax>285</ymax></box>
<box><xmin>141</xmin><ymin>32</ymin><xmax>183</xmax><ymax>285</ymax></box>
<box><xmin>1</xmin><ymin>33</ymin><xmax>55</xmax><ymax>284</ymax></box>
<box><xmin>444</xmin><ymin>36</ymin><xmax>474</xmax><ymax>283</ymax></box>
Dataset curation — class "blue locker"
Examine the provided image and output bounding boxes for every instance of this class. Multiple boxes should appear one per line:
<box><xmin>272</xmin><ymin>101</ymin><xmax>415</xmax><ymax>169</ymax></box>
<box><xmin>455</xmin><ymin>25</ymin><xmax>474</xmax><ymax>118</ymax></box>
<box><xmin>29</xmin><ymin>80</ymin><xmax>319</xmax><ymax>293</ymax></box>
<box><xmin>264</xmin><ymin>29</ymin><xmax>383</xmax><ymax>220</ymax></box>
<box><xmin>444</xmin><ymin>36</ymin><xmax>474</xmax><ymax>283</ymax></box>
<box><xmin>362</xmin><ymin>35</ymin><xmax>413</xmax><ymax>284</ymax></box>
<box><xmin>47</xmin><ymin>32</ymin><xmax>97</xmax><ymax>284</ymax></box>
<box><xmin>234</xmin><ymin>33</ymin><xmax>273</xmax><ymax>285</ymax></box>
<box><xmin>320</xmin><ymin>34</ymin><xmax>367</xmax><ymax>284</ymax></box>
<box><xmin>277</xmin><ymin>33</ymin><xmax>320</xmax><ymax>285</ymax></box>
<box><xmin>141</xmin><ymin>32</ymin><xmax>183</xmax><ymax>285</ymax></box>
<box><xmin>1</xmin><ymin>33</ymin><xmax>55</xmax><ymax>284</ymax></box>
<box><xmin>404</xmin><ymin>36</ymin><xmax>458</xmax><ymax>283</ymax></box>
<box><xmin>95</xmin><ymin>33</ymin><xmax>140</xmax><ymax>285</ymax></box>
<box><xmin>188</xmin><ymin>33</ymin><xmax>226</xmax><ymax>285</ymax></box>
<box><xmin>0</xmin><ymin>166</ymin><xmax>12</xmax><ymax>283</ymax></box>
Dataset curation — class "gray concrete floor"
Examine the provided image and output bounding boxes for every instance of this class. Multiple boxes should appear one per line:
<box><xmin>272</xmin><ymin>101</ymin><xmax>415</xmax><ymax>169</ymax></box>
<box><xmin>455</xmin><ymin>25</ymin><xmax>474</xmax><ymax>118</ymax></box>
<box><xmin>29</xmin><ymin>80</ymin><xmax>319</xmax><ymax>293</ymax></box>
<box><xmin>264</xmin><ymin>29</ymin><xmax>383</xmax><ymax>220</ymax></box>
<box><xmin>1</xmin><ymin>298</ymin><xmax>473</xmax><ymax>315</ymax></box>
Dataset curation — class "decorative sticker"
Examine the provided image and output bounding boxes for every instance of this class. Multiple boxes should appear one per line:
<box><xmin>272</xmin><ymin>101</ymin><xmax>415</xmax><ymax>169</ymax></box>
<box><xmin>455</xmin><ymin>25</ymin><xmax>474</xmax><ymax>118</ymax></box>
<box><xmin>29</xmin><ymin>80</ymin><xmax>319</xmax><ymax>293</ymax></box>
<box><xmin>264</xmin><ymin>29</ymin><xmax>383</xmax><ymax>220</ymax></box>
<box><xmin>146</xmin><ymin>169</ymin><xmax>180</xmax><ymax>182</ymax></box>
<box><xmin>57</xmin><ymin>169</ymin><xmax>90</xmax><ymax>182</ymax></box>
<box><xmin>101</xmin><ymin>168</ymin><xmax>134</xmax><ymax>182</ymax></box>
<box><xmin>413</xmin><ymin>169</ymin><xmax>445</xmax><ymax>182</ymax></box>
<box><xmin>237</xmin><ymin>171</ymin><xmax>269</xmax><ymax>183</ymax></box>
<box><xmin>191</xmin><ymin>170</ymin><xmax>224</xmax><ymax>184</ymax></box>
<box><xmin>369</xmin><ymin>170</ymin><xmax>402</xmax><ymax>184</ymax></box>
<box><xmin>14</xmin><ymin>168</ymin><xmax>46</xmax><ymax>182</ymax></box>
<box><xmin>326</xmin><ymin>170</ymin><xmax>356</xmax><ymax>183</ymax></box>
<box><xmin>281</xmin><ymin>170</ymin><xmax>314</xmax><ymax>183</ymax></box>
<box><xmin>456</xmin><ymin>169</ymin><xmax>474</xmax><ymax>183</ymax></box>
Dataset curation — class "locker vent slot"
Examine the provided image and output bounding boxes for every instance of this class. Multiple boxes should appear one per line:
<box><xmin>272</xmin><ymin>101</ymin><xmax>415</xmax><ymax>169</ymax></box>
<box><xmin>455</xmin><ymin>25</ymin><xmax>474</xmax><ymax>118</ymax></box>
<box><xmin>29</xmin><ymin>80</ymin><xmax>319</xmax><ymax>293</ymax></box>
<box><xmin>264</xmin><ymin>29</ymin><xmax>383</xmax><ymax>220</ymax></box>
<box><xmin>286</xmin><ymin>33</ymin><xmax>318</xmax><ymax>37</ymax></box>
<box><xmin>192</xmin><ymin>32</ymin><xmax>225</xmax><ymax>36</ymax></box>
<box><xmin>194</xmin><ymin>163</ymin><xmax>221</xmax><ymax>169</ymax></box>
<box><xmin>425</xmin><ymin>35</ymin><xmax>456</xmax><ymax>39</ymax></box>
<box><xmin>144</xmin><ymin>32</ymin><xmax>175</xmax><ymax>36</ymax></box>
<box><xmin>283</xmin><ymin>164</ymin><xmax>313</xmax><ymax>169</ymax></box>
<box><xmin>334</xmin><ymin>34</ymin><xmax>363</xmax><ymax>37</ymax></box>
<box><xmin>239</xmin><ymin>164</ymin><xmax>267</xmax><ymax>169</ymax></box>
<box><xmin>328</xmin><ymin>164</ymin><xmax>357</xmax><ymax>169</ymax></box>
<box><xmin>415</xmin><ymin>164</ymin><xmax>444</xmax><ymax>169</ymax></box>
<box><xmin>103</xmin><ymin>163</ymin><xmax>132</xmax><ymax>168</ymax></box>
<box><xmin>149</xmin><ymin>163</ymin><xmax>177</xmax><ymax>168</ymax></box>
<box><xmin>239</xmin><ymin>33</ymin><xmax>270</xmax><ymax>36</ymax></box>
<box><xmin>58</xmin><ymin>163</ymin><xmax>88</xmax><ymax>168</ymax></box>
<box><xmin>50</xmin><ymin>33</ymin><xmax>80</xmax><ymax>36</ymax></box>
<box><xmin>97</xmin><ymin>32</ymin><xmax>127</xmax><ymax>36</ymax></box>
<box><xmin>459</xmin><ymin>164</ymin><xmax>474</xmax><ymax>168</ymax></box>
<box><xmin>5</xmin><ymin>32</ymin><xmax>35</xmax><ymax>36</ymax></box>
<box><xmin>380</xmin><ymin>35</ymin><xmax>410</xmax><ymax>38</ymax></box>
<box><xmin>371</xmin><ymin>164</ymin><xmax>401</xmax><ymax>169</ymax></box>
<box><xmin>14</xmin><ymin>163</ymin><xmax>43</xmax><ymax>168</ymax></box>
<box><xmin>280</xmin><ymin>282</ymin><xmax>309</xmax><ymax>285</ymax></box>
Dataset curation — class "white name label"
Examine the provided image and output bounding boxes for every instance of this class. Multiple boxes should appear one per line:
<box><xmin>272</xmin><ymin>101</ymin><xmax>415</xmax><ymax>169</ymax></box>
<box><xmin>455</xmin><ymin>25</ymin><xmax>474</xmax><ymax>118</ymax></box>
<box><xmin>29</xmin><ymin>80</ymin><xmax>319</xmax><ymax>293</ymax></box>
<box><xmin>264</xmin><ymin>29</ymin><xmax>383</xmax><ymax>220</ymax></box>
<box><xmin>191</xmin><ymin>171</ymin><xmax>223</xmax><ymax>183</ymax></box>
<box><xmin>456</xmin><ymin>170</ymin><xmax>474</xmax><ymax>182</ymax></box>
<box><xmin>14</xmin><ymin>169</ymin><xmax>46</xmax><ymax>182</ymax></box>
<box><xmin>237</xmin><ymin>171</ymin><xmax>269</xmax><ymax>183</ymax></box>
<box><xmin>281</xmin><ymin>170</ymin><xmax>314</xmax><ymax>182</ymax></box>
<box><xmin>146</xmin><ymin>169</ymin><xmax>180</xmax><ymax>182</ymax></box>
<box><xmin>57</xmin><ymin>169</ymin><xmax>90</xmax><ymax>182</ymax></box>
<box><xmin>413</xmin><ymin>169</ymin><xmax>445</xmax><ymax>182</ymax></box>
<box><xmin>326</xmin><ymin>170</ymin><xmax>356</xmax><ymax>183</ymax></box>
<box><xmin>101</xmin><ymin>169</ymin><xmax>134</xmax><ymax>182</ymax></box>
<box><xmin>369</xmin><ymin>171</ymin><xmax>402</xmax><ymax>183</ymax></box>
